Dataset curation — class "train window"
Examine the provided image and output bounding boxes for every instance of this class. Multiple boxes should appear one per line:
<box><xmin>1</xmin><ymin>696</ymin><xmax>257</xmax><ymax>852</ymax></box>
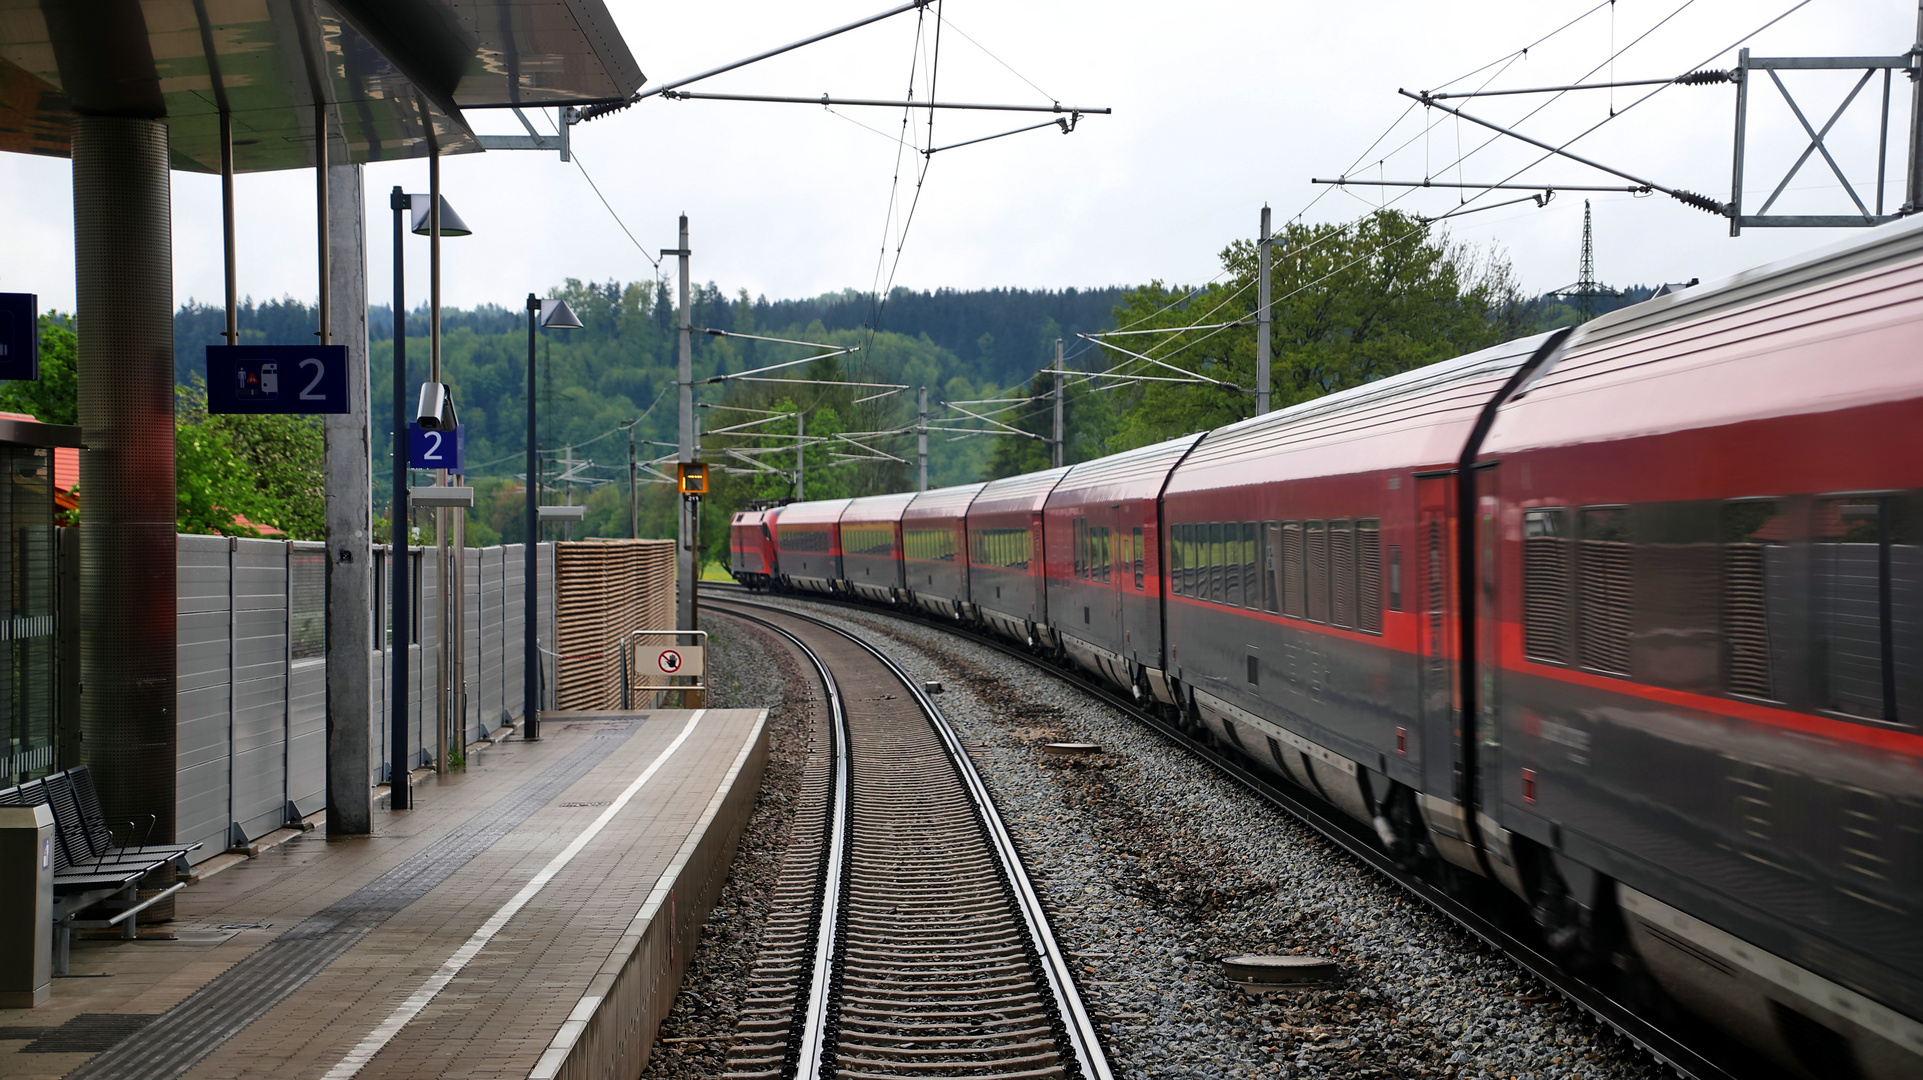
<box><xmin>1281</xmin><ymin>522</ymin><xmax>1304</xmax><ymax>618</ymax></box>
<box><xmin>843</xmin><ymin>524</ymin><xmax>894</xmax><ymax>558</ymax></box>
<box><xmin>1182</xmin><ymin>523</ymin><xmax>1197</xmax><ymax>597</ymax></box>
<box><xmin>1388</xmin><ymin>544</ymin><xmax>1402</xmax><ymax>613</ymax></box>
<box><xmin>1723</xmin><ymin>501</ymin><xmax>1785</xmax><ymax>700</ymax></box>
<box><xmin>1523</xmin><ymin>509</ymin><xmax>1572</xmax><ymax>664</ymax></box>
<box><xmin>1206</xmin><ymin>523</ymin><xmax>1224</xmax><ymax>604</ymax></box>
<box><xmin>1305</xmin><ymin>521</ymin><xmax>1329</xmax><ymax>622</ymax></box>
<box><xmin>1222</xmin><ymin>523</ymin><xmax>1236</xmax><ymax>604</ymax></box>
<box><xmin>1242</xmin><ymin>523</ymin><xmax>1261</xmax><ymax>610</ymax></box>
<box><xmin>1261</xmin><ymin>523</ymin><xmax>1280</xmax><ymax>613</ymax></box>
<box><xmin>1816</xmin><ymin>496</ymin><xmax>1915</xmax><ymax>723</ymax></box>
<box><xmin>1134</xmin><ymin>526</ymin><xmax>1145</xmax><ymax>591</ymax></box>
<box><xmin>1578</xmin><ymin>507</ymin><xmax>1632</xmax><ymax>674</ymax></box>
<box><xmin>1171</xmin><ymin>525</ymin><xmax>1186</xmax><ymax>596</ymax></box>
<box><xmin>1096</xmin><ymin>526</ymin><xmax>1111</xmax><ymax>584</ymax></box>
<box><xmin>904</xmin><ymin>527</ymin><xmax>955</xmax><ymax>563</ymax></box>
<box><xmin>1331</xmin><ymin>520</ymin><xmax>1356</xmax><ymax>628</ymax></box>
<box><xmin>1358</xmin><ymin>520</ymin><xmax>1382</xmax><ymax>633</ymax></box>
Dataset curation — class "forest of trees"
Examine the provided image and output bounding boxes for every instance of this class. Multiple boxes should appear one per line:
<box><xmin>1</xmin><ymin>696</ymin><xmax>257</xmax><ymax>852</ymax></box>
<box><xmin>10</xmin><ymin>211</ymin><xmax>1655</xmax><ymax>560</ymax></box>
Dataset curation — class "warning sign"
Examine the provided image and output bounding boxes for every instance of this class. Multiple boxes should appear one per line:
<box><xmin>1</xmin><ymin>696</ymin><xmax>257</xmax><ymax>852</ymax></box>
<box><xmin>637</xmin><ymin>644</ymin><xmax>704</xmax><ymax>678</ymax></box>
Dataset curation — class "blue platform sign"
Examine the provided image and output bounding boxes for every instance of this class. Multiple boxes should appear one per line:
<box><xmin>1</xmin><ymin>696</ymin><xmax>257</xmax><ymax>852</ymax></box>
<box><xmin>0</xmin><ymin>293</ymin><xmax>38</xmax><ymax>381</ymax></box>
<box><xmin>408</xmin><ymin>422</ymin><xmax>465</xmax><ymax>471</ymax></box>
<box><xmin>206</xmin><ymin>345</ymin><xmax>350</xmax><ymax>414</ymax></box>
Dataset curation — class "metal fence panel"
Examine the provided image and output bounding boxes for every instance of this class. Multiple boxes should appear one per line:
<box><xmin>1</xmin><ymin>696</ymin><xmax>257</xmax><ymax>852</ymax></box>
<box><xmin>287</xmin><ymin>543</ymin><xmax>327</xmax><ymax>818</ymax></box>
<box><xmin>230</xmin><ymin>539</ymin><xmax>288</xmax><ymax>843</ymax></box>
<box><xmin>502</xmin><ymin>544</ymin><xmax>526</xmax><ymax>722</ymax></box>
<box><xmin>176</xmin><ymin>535</ymin><xmax>233</xmax><ymax>862</ymax></box>
<box><xmin>479</xmin><ymin>547</ymin><xmax>503</xmax><ymax>731</ymax></box>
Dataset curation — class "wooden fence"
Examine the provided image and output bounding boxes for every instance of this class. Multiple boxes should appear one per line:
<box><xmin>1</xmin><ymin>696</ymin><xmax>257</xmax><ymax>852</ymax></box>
<box><xmin>554</xmin><ymin>539</ymin><xmax>676</xmax><ymax>710</ymax></box>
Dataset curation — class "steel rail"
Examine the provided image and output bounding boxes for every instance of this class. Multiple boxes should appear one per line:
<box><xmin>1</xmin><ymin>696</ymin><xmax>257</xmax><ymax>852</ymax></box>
<box><xmin>707</xmin><ymin>597</ymin><xmax>1113</xmax><ymax>1080</ymax></box>
<box><xmin>701</xmin><ymin>582</ymin><xmax>1773</xmax><ymax>1080</ymax></box>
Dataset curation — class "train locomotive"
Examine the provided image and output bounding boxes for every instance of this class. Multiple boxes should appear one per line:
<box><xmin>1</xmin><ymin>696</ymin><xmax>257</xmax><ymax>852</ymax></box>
<box><xmin>729</xmin><ymin>218</ymin><xmax>1923</xmax><ymax>1079</ymax></box>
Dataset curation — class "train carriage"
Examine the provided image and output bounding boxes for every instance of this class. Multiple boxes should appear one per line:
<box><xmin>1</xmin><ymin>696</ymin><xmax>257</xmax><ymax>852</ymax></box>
<box><xmin>965</xmin><ymin>466</ymin><xmax>1069</xmax><ymax>648</ymax></box>
<box><xmin>1159</xmin><ymin>332</ymin><xmax>1559</xmax><ymax>851</ymax></box>
<box><xmin>1041</xmin><ymin>433</ymin><xmax>1202</xmax><ymax>703</ymax></box>
<box><xmin>839</xmin><ymin>492</ymin><xmax>917</xmax><ymax>604</ymax></box>
<box><xmin>774</xmin><ymin>498</ymin><xmax>851</xmax><ymax>594</ymax></box>
<box><xmin>728</xmin><ymin>507</ymin><xmax>781</xmax><ymax>589</ymax></box>
<box><xmin>1478</xmin><ymin>225</ymin><xmax>1923</xmax><ymax>1080</ymax></box>
<box><xmin>902</xmin><ymin>482</ymin><xmax>987</xmax><ymax>620</ymax></box>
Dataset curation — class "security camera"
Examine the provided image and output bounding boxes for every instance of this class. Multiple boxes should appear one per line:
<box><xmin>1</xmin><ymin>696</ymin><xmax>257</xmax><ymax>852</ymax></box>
<box><xmin>416</xmin><ymin>382</ymin><xmax>457</xmax><ymax>430</ymax></box>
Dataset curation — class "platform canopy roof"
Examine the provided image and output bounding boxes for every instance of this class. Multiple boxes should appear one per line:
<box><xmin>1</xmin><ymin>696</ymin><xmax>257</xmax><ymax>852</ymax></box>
<box><xmin>0</xmin><ymin>0</ymin><xmax>645</xmax><ymax>173</ymax></box>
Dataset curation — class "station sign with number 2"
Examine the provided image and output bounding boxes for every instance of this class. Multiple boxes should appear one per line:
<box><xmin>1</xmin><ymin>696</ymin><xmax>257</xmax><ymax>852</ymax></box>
<box><xmin>408</xmin><ymin>422</ymin><xmax>465</xmax><ymax>471</ymax></box>
<box><xmin>206</xmin><ymin>345</ymin><xmax>350</xmax><ymax>414</ymax></box>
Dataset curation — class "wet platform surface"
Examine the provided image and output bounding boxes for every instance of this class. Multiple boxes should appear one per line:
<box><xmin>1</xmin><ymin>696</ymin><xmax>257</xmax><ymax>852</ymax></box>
<box><xmin>0</xmin><ymin>708</ymin><xmax>769</xmax><ymax>1080</ymax></box>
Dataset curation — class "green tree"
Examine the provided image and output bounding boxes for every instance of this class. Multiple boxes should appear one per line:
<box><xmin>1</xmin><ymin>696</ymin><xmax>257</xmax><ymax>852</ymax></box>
<box><xmin>0</xmin><ymin>314</ymin><xmax>79</xmax><ymax>425</ymax></box>
<box><xmin>174</xmin><ymin>379</ymin><xmax>325</xmax><ymax>538</ymax></box>
<box><xmin>1027</xmin><ymin>210</ymin><xmax>1527</xmax><ymax>458</ymax></box>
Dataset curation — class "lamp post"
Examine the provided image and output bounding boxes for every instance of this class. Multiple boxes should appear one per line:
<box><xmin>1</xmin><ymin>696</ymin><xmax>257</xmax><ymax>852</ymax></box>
<box><xmin>388</xmin><ymin>187</ymin><xmax>470</xmax><ymax>809</ymax></box>
<box><xmin>524</xmin><ymin>294</ymin><xmax>583</xmax><ymax>742</ymax></box>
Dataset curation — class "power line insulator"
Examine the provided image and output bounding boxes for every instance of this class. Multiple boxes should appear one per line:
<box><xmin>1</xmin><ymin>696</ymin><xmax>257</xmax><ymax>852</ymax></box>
<box><xmin>1674</xmin><ymin>69</ymin><xmax>1735</xmax><ymax>86</ymax></box>
<box><xmin>1669</xmin><ymin>189</ymin><xmax>1728</xmax><ymax>216</ymax></box>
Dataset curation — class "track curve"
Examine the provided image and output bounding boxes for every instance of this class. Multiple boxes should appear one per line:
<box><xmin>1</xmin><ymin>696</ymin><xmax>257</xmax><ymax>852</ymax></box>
<box><xmin>707</xmin><ymin>598</ymin><xmax>1111</xmax><ymax>1080</ymax></box>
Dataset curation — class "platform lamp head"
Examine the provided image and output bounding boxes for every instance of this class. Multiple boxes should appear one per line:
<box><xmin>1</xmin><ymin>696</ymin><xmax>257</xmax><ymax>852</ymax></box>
<box><xmin>408</xmin><ymin>195</ymin><xmax>473</xmax><ymax>237</ymax></box>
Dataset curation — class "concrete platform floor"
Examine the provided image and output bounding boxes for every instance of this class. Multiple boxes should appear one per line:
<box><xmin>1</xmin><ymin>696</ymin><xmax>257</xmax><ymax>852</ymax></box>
<box><xmin>0</xmin><ymin>708</ymin><xmax>769</xmax><ymax>1080</ymax></box>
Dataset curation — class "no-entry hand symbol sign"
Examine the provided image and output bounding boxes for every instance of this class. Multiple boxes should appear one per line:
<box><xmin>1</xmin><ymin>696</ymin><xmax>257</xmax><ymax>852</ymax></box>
<box><xmin>638</xmin><ymin>644</ymin><xmax>704</xmax><ymax>679</ymax></box>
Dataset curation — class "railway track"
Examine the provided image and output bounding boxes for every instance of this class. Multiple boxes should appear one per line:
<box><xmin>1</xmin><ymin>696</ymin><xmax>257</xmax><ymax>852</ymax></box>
<box><xmin>702</xmin><ymin>583</ymin><xmax>1778</xmax><ymax>1080</ymax></box>
<box><xmin>705</xmin><ymin>598</ymin><xmax>1111</xmax><ymax>1080</ymax></box>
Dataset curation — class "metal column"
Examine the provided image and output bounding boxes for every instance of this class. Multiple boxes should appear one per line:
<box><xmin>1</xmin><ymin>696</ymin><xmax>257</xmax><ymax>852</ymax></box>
<box><xmin>1051</xmin><ymin>339</ymin><xmax>1064</xmax><ymax>469</ymax></box>
<box><xmin>917</xmin><ymin>386</ymin><xmax>929</xmax><ymax>492</ymax></box>
<box><xmin>324</xmin><ymin>161</ymin><xmax>372</xmax><ymax>835</ymax></box>
<box><xmin>73</xmin><ymin>116</ymin><xmax>177</xmax><ymax>853</ymax></box>
<box><xmin>390</xmin><ymin>190</ymin><xmax>414</xmax><ymax>795</ymax></box>
<box><xmin>675</xmin><ymin>215</ymin><xmax>696</xmax><ymax>641</ymax></box>
<box><xmin>1256</xmin><ymin>205</ymin><xmax>1272</xmax><ymax>414</ymax></box>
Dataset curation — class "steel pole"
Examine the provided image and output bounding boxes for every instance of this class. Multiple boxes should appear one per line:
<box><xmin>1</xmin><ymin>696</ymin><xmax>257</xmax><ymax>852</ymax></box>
<box><xmin>389</xmin><ymin>189</ymin><xmax>412</xmax><ymax>805</ymax></box>
<box><xmin>316</xmin><ymin>102</ymin><xmax>328</xmax><ymax>346</ymax></box>
<box><xmin>1908</xmin><ymin>2</ymin><xmax>1923</xmax><ymax>214</ymax></box>
<box><xmin>1052</xmin><ymin>339</ymin><xmax>1064</xmax><ymax>469</ymax></box>
<box><xmin>676</xmin><ymin>215</ymin><xmax>695</xmax><ymax>643</ymax></box>
<box><xmin>1256</xmin><ymin>205</ymin><xmax>1271</xmax><ymax>414</ymax></box>
<box><xmin>220</xmin><ymin>110</ymin><xmax>236</xmax><ymax>344</ymax></box>
<box><xmin>524</xmin><ymin>294</ymin><xmax>541</xmax><ymax>740</ymax></box>
<box><xmin>917</xmin><ymin>385</ymin><xmax>929</xmax><ymax>491</ymax></box>
<box><xmin>796</xmin><ymin>411</ymin><xmax>805</xmax><ymax>499</ymax></box>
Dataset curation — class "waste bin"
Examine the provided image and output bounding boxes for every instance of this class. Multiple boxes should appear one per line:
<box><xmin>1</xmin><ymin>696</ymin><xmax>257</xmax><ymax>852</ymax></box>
<box><xmin>0</xmin><ymin>804</ymin><xmax>54</xmax><ymax>1006</ymax></box>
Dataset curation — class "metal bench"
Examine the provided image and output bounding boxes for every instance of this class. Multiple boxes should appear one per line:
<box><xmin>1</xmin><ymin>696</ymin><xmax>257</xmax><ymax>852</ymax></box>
<box><xmin>0</xmin><ymin>769</ymin><xmax>199</xmax><ymax>973</ymax></box>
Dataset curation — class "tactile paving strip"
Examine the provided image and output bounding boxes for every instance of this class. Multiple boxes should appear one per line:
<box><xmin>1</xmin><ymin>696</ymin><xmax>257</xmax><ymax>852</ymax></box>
<box><xmin>68</xmin><ymin>721</ymin><xmax>645</xmax><ymax>1080</ymax></box>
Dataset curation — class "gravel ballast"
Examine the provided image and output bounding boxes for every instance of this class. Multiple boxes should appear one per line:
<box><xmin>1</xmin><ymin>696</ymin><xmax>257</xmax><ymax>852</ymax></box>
<box><xmin>638</xmin><ymin>614</ymin><xmax>815</xmax><ymax>1080</ymax></box>
<box><xmin>758</xmin><ymin>596</ymin><xmax>1668</xmax><ymax>1080</ymax></box>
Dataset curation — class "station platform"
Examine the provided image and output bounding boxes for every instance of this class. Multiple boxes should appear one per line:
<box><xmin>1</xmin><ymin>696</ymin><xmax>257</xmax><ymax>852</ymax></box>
<box><xmin>0</xmin><ymin>708</ymin><xmax>768</xmax><ymax>1080</ymax></box>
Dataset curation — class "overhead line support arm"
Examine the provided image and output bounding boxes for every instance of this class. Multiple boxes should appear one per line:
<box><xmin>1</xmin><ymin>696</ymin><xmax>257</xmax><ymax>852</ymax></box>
<box><xmin>1398</xmin><ymin>88</ymin><xmax>1726</xmax><ymax>216</ymax></box>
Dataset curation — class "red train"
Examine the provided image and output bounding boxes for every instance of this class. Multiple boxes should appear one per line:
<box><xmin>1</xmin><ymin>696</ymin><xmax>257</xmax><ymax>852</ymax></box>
<box><xmin>730</xmin><ymin>221</ymin><xmax>1923</xmax><ymax>1078</ymax></box>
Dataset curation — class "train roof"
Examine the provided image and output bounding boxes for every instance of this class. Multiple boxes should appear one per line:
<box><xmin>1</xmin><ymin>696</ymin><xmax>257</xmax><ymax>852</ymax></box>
<box><xmin>840</xmin><ymin>491</ymin><xmax>918</xmax><ymax>525</ymax></box>
<box><xmin>775</xmin><ymin>498</ymin><xmax>854</xmax><ymax>526</ymax></box>
<box><xmin>1046</xmin><ymin>432</ymin><xmax>1204</xmax><ymax>509</ymax></box>
<box><xmin>1486</xmin><ymin>212</ymin><xmax>1923</xmax><ymax>481</ymax></box>
<box><xmin>968</xmin><ymin>466</ymin><xmax>1071</xmax><ymax>517</ymax></box>
<box><xmin>1166</xmin><ymin>331</ymin><xmax>1555</xmax><ymax>495</ymax></box>
<box><xmin>731</xmin><ymin>510</ymin><xmax>768</xmax><ymax>525</ymax></box>
<box><xmin>903</xmin><ymin>482</ymin><xmax>988</xmax><ymax>522</ymax></box>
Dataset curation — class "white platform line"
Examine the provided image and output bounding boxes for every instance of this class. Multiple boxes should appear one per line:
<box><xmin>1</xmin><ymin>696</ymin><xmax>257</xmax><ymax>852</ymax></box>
<box><xmin>321</xmin><ymin>711</ymin><xmax>706</xmax><ymax>1080</ymax></box>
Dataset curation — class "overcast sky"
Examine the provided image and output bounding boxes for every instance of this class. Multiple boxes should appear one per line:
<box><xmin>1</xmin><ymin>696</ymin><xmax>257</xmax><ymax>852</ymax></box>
<box><xmin>1</xmin><ymin>0</ymin><xmax>1913</xmax><ymax>323</ymax></box>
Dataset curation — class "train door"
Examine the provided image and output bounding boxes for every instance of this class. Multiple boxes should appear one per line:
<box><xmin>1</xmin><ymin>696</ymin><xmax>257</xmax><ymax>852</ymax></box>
<box><xmin>1415</xmin><ymin>473</ymin><xmax>1460</xmax><ymax>802</ymax></box>
<box><xmin>1472</xmin><ymin>468</ymin><xmax>1503</xmax><ymax>823</ymax></box>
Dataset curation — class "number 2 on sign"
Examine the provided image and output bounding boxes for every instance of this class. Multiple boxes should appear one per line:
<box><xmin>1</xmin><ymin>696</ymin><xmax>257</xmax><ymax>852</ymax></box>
<box><xmin>422</xmin><ymin>430</ymin><xmax>442</xmax><ymax>461</ymax></box>
<box><xmin>299</xmin><ymin>357</ymin><xmax>326</xmax><ymax>400</ymax></box>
